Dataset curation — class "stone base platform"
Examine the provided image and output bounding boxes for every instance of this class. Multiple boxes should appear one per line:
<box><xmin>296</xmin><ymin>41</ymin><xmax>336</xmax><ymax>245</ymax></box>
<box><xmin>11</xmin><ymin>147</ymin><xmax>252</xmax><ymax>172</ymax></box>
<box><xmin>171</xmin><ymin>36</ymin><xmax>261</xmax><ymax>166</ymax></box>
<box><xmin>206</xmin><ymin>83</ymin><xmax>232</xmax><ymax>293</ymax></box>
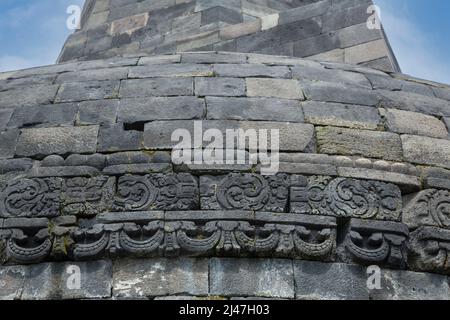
<box><xmin>1</xmin><ymin>257</ymin><xmax>449</xmax><ymax>300</ymax></box>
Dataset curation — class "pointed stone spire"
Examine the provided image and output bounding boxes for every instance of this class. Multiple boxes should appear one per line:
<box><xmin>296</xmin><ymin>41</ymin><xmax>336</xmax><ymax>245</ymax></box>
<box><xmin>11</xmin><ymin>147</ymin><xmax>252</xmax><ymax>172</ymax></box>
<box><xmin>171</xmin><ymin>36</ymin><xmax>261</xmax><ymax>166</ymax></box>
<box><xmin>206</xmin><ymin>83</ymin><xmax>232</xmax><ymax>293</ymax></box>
<box><xmin>59</xmin><ymin>0</ymin><xmax>399</xmax><ymax>71</ymax></box>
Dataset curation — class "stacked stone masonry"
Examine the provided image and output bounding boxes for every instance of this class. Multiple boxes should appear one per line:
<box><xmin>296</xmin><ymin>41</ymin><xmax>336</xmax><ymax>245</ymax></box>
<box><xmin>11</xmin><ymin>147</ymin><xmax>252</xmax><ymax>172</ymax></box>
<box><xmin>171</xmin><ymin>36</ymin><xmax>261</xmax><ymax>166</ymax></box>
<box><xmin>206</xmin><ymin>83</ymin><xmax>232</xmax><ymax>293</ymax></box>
<box><xmin>59</xmin><ymin>0</ymin><xmax>399</xmax><ymax>72</ymax></box>
<box><xmin>1</xmin><ymin>50</ymin><xmax>450</xmax><ymax>299</ymax></box>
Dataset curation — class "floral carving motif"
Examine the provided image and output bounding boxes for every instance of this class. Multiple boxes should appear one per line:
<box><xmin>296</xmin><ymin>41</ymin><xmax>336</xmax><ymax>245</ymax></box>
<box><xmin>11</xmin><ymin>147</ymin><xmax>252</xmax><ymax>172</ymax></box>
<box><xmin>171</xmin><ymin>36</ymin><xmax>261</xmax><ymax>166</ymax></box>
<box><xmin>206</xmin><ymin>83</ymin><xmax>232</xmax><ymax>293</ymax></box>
<box><xmin>290</xmin><ymin>176</ymin><xmax>402</xmax><ymax>220</ymax></box>
<box><xmin>201</xmin><ymin>173</ymin><xmax>289</xmax><ymax>212</ymax></box>
<box><xmin>62</xmin><ymin>176</ymin><xmax>115</xmax><ymax>216</ymax></box>
<box><xmin>113</xmin><ymin>174</ymin><xmax>198</xmax><ymax>211</ymax></box>
<box><xmin>404</xmin><ymin>189</ymin><xmax>450</xmax><ymax>229</ymax></box>
<box><xmin>0</xmin><ymin>178</ymin><xmax>62</xmax><ymax>218</ymax></box>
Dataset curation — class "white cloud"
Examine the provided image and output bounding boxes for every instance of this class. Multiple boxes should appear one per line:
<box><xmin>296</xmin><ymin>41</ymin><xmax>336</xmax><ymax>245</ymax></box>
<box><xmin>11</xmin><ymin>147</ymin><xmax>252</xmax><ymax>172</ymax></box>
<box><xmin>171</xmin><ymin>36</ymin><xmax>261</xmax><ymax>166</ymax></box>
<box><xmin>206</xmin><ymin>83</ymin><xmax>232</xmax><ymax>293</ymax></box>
<box><xmin>377</xmin><ymin>0</ymin><xmax>450</xmax><ymax>85</ymax></box>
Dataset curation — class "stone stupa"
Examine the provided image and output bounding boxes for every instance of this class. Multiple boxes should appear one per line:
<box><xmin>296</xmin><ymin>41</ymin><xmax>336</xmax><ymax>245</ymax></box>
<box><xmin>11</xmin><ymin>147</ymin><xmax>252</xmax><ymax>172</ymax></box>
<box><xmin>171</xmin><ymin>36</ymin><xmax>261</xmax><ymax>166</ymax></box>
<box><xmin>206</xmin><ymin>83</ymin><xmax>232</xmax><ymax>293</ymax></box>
<box><xmin>0</xmin><ymin>0</ymin><xmax>449</xmax><ymax>300</ymax></box>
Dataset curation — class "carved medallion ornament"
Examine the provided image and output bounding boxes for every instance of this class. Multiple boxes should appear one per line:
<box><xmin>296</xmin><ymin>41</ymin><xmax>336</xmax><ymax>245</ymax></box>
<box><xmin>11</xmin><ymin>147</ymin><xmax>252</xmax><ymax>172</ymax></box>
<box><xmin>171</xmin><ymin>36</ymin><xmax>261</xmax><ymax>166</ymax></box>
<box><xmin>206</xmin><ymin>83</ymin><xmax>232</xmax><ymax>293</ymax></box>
<box><xmin>290</xmin><ymin>175</ymin><xmax>402</xmax><ymax>220</ymax></box>
<box><xmin>200</xmin><ymin>173</ymin><xmax>290</xmax><ymax>212</ymax></box>
<box><xmin>403</xmin><ymin>189</ymin><xmax>450</xmax><ymax>229</ymax></box>
<box><xmin>113</xmin><ymin>174</ymin><xmax>199</xmax><ymax>211</ymax></box>
<box><xmin>0</xmin><ymin>178</ymin><xmax>62</xmax><ymax>218</ymax></box>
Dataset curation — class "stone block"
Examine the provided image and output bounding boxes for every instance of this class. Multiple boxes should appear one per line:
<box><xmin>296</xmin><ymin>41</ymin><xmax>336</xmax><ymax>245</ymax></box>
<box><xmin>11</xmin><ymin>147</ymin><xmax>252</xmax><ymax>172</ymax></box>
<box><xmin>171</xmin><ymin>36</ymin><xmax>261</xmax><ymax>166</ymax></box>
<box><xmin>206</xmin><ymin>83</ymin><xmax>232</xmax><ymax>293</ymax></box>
<box><xmin>120</xmin><ymin>78</ymin><xmax>194</xmax><ymax>97</ymax></box>
<box><xmin>381</xmin><ymin>108</ymin><xmax>448</xmax><ymax>138</ymax></box>
<box><xmin>97</xmin><ymin>123</ymin><xmax>143</xmax><ymax>152</ymax></box>
<box><xmin>144</xmin><ymin>120</ymin><xmax>315</xmax><ymax>152</ymax></box>
<box><xmin>21</xmin><ymin>260</ymin><xmax>112</xmax><ymax>300</ymax></box>
<box><xmin>303</xmin><ymin>101</ymin><xmax>380</xmax><ymax>129</ymax></box>
<box><xmin>110</xmin><ymin>12</ymin><xmax>149</xmax><ymax>35</ymax></box>
<box><xmin>370</xmin><ymin>269</ymin><xmax>450</xmax><ymax>300</ymax></box>
<box><xmin>291</xmin><ymin>64</ymin><xmax>371</xmax><ymax>89</ymax></box>
<box><xmin>214</xmin><ymin>64</ymin><xmax>291</xmax><ymax>78</ymax></box>
<box><xmin>0</xmin><ymin>129</ymin><xmax>19</xmax><ymax>159</ymax></box>
<box><xmin>77</xmin><ymin>99</ymin><xmax>119</xmax><ymax>125</ymax></box>
<box><xmin>303</xmin><ymin>82</ymin><xmax>379</xmax><ymax>106</ymax></box>
<box><xmin>119</xmin><ymin>97</ymin><xmax>204</xmax><ymax>123</ymax></box>
<box><xmin>181</xmin><ymin>52</ymin><xmax>247</xmax><ymax>64</ymax></box>
<box><xmin>16</xmin><ymin>126</ymin><xmax>99</xmax><ymax>157</ymax></box>
<box><xmin>210</xmin><ymin>258</ymin><xmax>295</xmax><ymax>299</ymax></box>
<box><xmin>246</xmin><ymin>78</ymin><xmax>304</xmax><ymax>100</ymax></box>
<box><xmin>294</xmin><ymin>261</ymin><xmax>369</xmax><ymax>300</ymax></box>
<box><xmin>317</xmin><ymin>126</ymin><xmax>403</xmax><ymax>161</ymax></box>
<box><xmin>0</xmin><ymin>265</ymin><xmax>27</xmax><ymax>300</ymax></box>
<box><xmin>220</xmin><ymin>20</ymin><xmax>261</xmax><ymax>40</ymax></box>
<box><xmin>0</xmin><ymin>109</ymin><xmax>13</xmax><ymax>130</ymax></box>
<box><xmin>129</xmin><ymin>63</ymin><xmax>214</xmax><ymax>78</ymax></box>
<box><xmin>402</xmin><ymin>135</ymin><xmax>450</xmax><ymax>169</ymax></box>
<box><xmin>8</xmin><ymin>103</ymin><xmax>78</xmax><ymax>128</ymax></box>
<box><xmin>206</xmin><ymin>97</ymin><xmax>303</xmax><ymax>122</ymax></box>
<box><xmin>55</xmin><ymin>80</ymin><xmax>120</xmax><ymax>102</ymax></box>
<box><xmin>112</xmin><ymin>258</ymin><xmax>208</xmax><ymax>298</ymax></box>
<box><xmin>195</xmin><ymin>77</ymin><xmax>246</xmax><ymax>96</ymax></box>
<box><xmin>0</xmin><ymin>85</ymin><xmax>59</xmax><ymax>108</ymax></box>
<box><xmin>55</xmin><ymin>67</ymin><xmax>129</xmax><ymax>83</ymax></box>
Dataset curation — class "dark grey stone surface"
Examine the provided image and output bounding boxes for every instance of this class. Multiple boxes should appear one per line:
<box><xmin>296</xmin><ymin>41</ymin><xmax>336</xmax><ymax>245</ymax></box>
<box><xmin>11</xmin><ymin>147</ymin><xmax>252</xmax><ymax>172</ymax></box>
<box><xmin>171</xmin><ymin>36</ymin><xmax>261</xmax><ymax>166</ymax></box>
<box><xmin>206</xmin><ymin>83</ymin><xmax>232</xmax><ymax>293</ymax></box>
<box><xmin>112</xmin><ymin>258</ymin><xmax>209</xmax><ymax>298</ymax></box>
<box><xmin>16</xmin><ymin>126</ymin><xmax>99</xmax><ymax>157</ymax></box>
<box><xmin>294</xmin><ymin>260</ymin><xmax>369</xmax><ymax>300</ymax></box>
<box><xmin>210</xmin><ymin>258</ymin><xmax>295</xmax><ymax>299</ymax></box>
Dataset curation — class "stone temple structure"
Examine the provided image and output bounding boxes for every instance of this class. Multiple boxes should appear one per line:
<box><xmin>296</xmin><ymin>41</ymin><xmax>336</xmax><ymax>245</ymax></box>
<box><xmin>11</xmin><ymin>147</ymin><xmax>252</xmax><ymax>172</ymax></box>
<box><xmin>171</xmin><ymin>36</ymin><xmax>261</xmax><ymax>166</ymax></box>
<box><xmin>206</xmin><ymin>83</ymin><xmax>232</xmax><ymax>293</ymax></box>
<box><xmin>0</xmin><ymin>0</ymin><xmax>449</xmax><ymax>300</ymax></box>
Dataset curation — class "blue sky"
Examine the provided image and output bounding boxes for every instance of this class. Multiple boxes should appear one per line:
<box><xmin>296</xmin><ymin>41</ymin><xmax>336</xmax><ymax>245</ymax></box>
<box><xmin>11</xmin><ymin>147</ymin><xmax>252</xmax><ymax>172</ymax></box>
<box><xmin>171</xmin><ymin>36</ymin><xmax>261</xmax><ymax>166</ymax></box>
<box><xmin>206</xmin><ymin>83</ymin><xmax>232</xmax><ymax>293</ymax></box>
<box><xmin>0</xmin><ymin>0</ymin><xmax>449</xmax><ymax>84</ymax></box>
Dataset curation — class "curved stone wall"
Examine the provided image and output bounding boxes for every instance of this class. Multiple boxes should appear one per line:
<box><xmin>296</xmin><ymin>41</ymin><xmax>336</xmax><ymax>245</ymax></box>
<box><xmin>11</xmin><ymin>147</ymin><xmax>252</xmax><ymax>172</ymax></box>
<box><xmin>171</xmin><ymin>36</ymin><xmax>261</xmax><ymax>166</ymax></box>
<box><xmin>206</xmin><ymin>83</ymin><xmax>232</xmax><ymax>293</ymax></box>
<box><xmin>59</xmin><ymin>0</ymin><xmax>399</xmax><ymax>72</ymax></box>
<box><xmin>0</xmin><ymin>51</ymin><xmax>449</xmax><ymax>299</ymax></box>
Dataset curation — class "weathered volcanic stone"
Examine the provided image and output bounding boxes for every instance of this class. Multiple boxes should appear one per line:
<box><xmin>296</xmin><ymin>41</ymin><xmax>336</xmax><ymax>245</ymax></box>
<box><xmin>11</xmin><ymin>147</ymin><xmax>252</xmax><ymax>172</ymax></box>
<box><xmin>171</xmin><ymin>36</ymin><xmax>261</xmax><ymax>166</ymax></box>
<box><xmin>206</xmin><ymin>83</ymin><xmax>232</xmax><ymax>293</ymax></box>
<box><xmin>118</xmin><ymin>97</ymin><xmax>205</xmax><ymax>123</ymax></box>
<box><xmin>206</xmin><ymin>97</ymin><xmax>303</xmax><ymax>122</ymax></box>
<box><xmin>0</xmin><ymin>85</ymin><xmax>59</xmax><ymax>108</ymax></box>
<box><xmin>303</xmin><ymin>82</ymin><xmax>379</xmax><ymax>106</ymax></box>
<box><xmin>112</xmin><ymin>258</ymin><xmax>208</xmax><ymax>298</ymax></box>
<box><xmin>402</xmin><ymin>135</ymin><xmax>450</xmax><ymax>168</ymax></box>
<box><xmin>77</xmin><ymin>100</ymin><xmax>119</xmax><ymax>125</ymax></box>
<box><xmin>120</xmin><ymin>78</ymin><xmax>194</xmax><ymax>97</ymax></box>
<box><xmin>21</xmin><ymin>260</ymin><xmax>112</xmax><ymax>300</ymax></box>
<box><xmin>210</xmin><ymin>258</ymin><xmax>295</xmax><ymax>299</ymax></box>
<box><xmin>369</xmin><ymin>269</ymin><xmax>450</xmax><ymax>300</ymax></box>
<box><xmin>302</xmin><ymin>101</ymin><xmax>380</xmax><ymax>129</ymax></box>
<box><xmin>129</xmin><ymin>64</ymin><xmax>214</xmax><ymax>78</ymax></box>
<box><xmin>316</xmin><ymin>126</ymin><xmax>403</xmax><ymax>161</ymax></box>
<box><xmin>16</xmin><ymin>126</ymin><xmax>99</xmax><ymax>157</ymax></box>
<box><xmin>0</xmin><ymin>129</ymin><xmax>19</xmax><ymax>159</ymax></box>
<box><xmin>214</xmin><ymin>64</ymin><xmax>291</xmax><ymax>78</ymax></box>
<box><xmin>246</xmin><ymin>78</ymin><xmax>304</xmax><ymax>99</ymax></box>
<box><xmin>8</xmin><ymin>103</ymin><xmax>78</xmax><ymax>128</ymax></box>
<box><xmin>0</xmin><ymin>109</ymin><xmax>13</xmax><ymax>130</ymax></box>
<box><xmin>294</xmin><ymin>261</ymin><xmax>369</xmax><ymax>300</ymax></box>
<box><xmin>381</xmin><ymin>108</ymin><xmax>448</xmax><ymax>139</ymax></box>
<box><xmin>97</xmin><ymin>124</ymin><xmax>143</xmax><ymax>152</ymax></box>
<box><xmin>55</xmin><ymin>80</ymin><xmax>120</xmax><ymax>102</ymax></box>
<box><xmin>144</xmin><ymin>120</ymin><xmax>314</xmax><ymax>152</ymax></box>
<box><xmin>0</xmin><ymin>265</ymin><xmax>27</xmax><ymax>300</ymax></box>
<box><xmin>195</xmin><ymin>77</ymin><xmax>246</xmax><ymax>96</ymax></box>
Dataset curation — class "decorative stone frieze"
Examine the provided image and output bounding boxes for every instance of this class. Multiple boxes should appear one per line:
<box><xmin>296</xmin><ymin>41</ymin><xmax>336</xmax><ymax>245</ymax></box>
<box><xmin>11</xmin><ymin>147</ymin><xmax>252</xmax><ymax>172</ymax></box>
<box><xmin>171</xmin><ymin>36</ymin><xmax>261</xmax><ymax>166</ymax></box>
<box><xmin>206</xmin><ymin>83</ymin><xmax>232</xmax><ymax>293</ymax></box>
<box><xmin>290</xmin><ymin>175</ymin><xmax>402</xmax><ymax>220</ymax></box>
